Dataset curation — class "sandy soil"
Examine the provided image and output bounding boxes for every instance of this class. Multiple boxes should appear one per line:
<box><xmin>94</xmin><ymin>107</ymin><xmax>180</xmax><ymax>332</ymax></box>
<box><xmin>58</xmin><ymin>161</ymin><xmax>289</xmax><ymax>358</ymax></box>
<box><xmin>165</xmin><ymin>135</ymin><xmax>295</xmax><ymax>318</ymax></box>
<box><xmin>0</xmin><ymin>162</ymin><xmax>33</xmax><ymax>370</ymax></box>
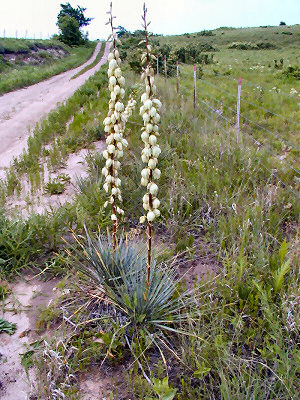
<box><xmin>6</xmin><ymin>140</ymin><xmax>105</xmax><ymax>217</ymax></box>
<box><xmin>0</xmin><ymin>277</ymin><xmax>59</xmax><ymax>400</ymax></box>
<box><xmin>0</xmin><ymin>41</ymin><xmax>110</xmax><ymax>180</ymax></box>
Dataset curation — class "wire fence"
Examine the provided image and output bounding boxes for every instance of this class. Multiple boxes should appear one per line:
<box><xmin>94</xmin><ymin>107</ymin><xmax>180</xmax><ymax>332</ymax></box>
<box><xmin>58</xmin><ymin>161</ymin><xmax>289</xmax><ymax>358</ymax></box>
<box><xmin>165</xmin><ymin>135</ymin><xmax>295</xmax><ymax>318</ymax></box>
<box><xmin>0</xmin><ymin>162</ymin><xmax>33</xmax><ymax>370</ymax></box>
<box><xmin>0</xmin><ymin>29</ymin><xmax>52</xmax><ymax>40</ymax></box>
<box><xmin>153</xmin><ymin>57</ymin><xmax>300</xmax><ymax>197</ymax></box>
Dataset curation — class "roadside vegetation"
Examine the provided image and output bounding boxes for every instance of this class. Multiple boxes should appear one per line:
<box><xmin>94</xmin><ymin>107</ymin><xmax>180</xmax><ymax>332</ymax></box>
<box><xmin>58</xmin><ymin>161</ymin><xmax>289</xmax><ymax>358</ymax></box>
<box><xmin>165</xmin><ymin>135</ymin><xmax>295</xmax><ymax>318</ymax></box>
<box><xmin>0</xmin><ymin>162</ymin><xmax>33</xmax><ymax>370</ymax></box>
<box><xmin>71</xmin><ymin>41</ymin><xmax>105</xmax><ymax>79</ymax></box>
<box><xmin>0</xmin><ymin>7</ymin><xmax>299</xmax><ymax>400</ymax></box>
<box><xmin>0</xmin><ymin>39</ymin><xmax>96</xmax><ymax>95</ymax></box>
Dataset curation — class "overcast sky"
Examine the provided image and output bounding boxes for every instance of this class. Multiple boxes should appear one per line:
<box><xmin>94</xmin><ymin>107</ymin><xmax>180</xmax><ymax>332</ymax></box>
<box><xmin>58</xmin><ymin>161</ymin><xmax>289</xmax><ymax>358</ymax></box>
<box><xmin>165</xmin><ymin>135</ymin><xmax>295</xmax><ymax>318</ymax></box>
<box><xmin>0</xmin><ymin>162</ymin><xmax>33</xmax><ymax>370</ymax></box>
<box><xmin>0</xmin><ymin>0</ymin><xmax>299</xmax><ymax>40</ymax></box>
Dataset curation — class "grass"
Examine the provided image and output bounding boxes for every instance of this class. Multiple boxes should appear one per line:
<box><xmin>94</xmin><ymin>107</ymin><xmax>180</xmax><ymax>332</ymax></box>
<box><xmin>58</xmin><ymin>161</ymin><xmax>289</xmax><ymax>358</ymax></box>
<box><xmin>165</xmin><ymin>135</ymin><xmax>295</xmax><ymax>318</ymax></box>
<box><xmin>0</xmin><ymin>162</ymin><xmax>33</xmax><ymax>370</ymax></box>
<box><xmin>0</xmin><ymin>38</ymin><xmax>69</xmax><ymax>54</ymax></box>
<box><xmin>159</xmin><ymin>24</ymin><xmax>300</xmax><ymax>52</ymax></box>
<box><xmin>71</xmin><ymin>41</ymin><xmax>105</xmax><ymax>79</ymax></box>
<box><xmin>0</xmin><ymin>25</ymin><xmax>299</xmax><ymax>399</ymax></box>
<box><xmin>0</xmin><ymin>39</ymin><xmax>97</xmax><ymax>95</ymax></box>
<box><xmin>0</xmin><ymin>318</ymin><xmax>17</xmax><ymax>334</ymax></box>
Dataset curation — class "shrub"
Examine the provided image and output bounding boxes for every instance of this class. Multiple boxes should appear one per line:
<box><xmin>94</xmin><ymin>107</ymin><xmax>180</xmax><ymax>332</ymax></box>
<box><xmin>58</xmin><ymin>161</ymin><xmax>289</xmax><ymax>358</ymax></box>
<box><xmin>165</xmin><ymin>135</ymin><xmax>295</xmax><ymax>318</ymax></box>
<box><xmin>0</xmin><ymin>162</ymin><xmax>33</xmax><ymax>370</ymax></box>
<box><xmin>228</xmin><ymin>41</ymin><xmax>276</xmax><ymax>50</ymax></box>
<box><xmin>229</xmin><ymin>42</ymin><xmax>257</xmax><ymax>50</ymax></box>
<box><xmin>256</xmin><ymin>42</ymin><xmax>276</xmax><ymax>49</ymax></box>
<box><xmin>198</xmin><ymin>30</ymin><xmax>215</xmax><ymax>36</ymax></box>
<box><xmin>176</xmin><ymin>43</ymin><xmax>217</xmax><ymax>64</ymax></box>
<box><xmin>282</xmin><ymin>65</ymin><xmax>300</xmax><ymax>80</ymax></box>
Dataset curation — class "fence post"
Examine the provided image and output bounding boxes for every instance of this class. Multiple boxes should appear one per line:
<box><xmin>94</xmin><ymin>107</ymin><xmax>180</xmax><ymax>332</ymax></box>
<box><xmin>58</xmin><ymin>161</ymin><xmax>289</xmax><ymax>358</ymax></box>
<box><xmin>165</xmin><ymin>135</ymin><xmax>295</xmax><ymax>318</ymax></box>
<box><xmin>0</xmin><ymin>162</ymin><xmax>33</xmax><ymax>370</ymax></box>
<box><xmin>236</xmin><ymin>77</ymin><xmax>242</xmax><ymax>143</ymax></box>
<box><xmin>156</xmin><ymin>54</ymin><xmax>159</xmax><ymax>75</ymax></box>
<box><xmin>193</xmin><ymin>64</ymin><xmax>197</xmax><ymax>109</ymax></box>
<box><xmin>15</xmin><ymin>30</ymin><xmax>18</xmax><ymax>39</ymax></box>
<box><xmin>164</xmin><ymin>55</ymin><xmax>167</xmax><ymax>81</ymax></box>
<box><xmin>3</xmin><ymin>29</ymin><xmax>5</xmax><ymax>38</ymax></box>
<box><xmin>176</xmin><ymin>61</ymin><xmax>179</xmax><ymax>94</ymax></box>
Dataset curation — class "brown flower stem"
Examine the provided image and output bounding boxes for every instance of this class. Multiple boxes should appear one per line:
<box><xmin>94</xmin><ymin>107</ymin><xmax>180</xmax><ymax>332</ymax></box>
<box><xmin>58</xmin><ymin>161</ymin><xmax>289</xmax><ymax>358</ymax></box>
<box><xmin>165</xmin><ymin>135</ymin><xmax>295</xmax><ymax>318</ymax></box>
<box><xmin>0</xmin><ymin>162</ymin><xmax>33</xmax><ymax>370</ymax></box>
<box><xmin>146</xmin><ymin>220</ymin><xmax>152</xmax><ymax>288</ymax></box>
<box><xmin>142</xmin><ymin>3</ymin><xmax>153</xmax><ymax>291</ymax></box>
<box><xmin>108</xmin><ymin>2</ymin><xmax>118</xmax><ymax>251</ymax></box>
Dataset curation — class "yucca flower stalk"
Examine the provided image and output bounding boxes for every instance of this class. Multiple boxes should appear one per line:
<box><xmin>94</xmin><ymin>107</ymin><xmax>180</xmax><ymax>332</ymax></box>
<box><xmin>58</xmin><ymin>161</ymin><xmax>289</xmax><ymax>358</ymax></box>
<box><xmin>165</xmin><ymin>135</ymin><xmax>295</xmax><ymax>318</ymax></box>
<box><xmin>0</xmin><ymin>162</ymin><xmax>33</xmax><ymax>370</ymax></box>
<box><xmin>122</xmin><ymin>95</ymin><xmax>136</xmax><ymax>128</ymax></box>
<box><xmin>139</xmin><ymin>3</ymin><xmax>162</xmax><ymax>289</ymax></box>
<box><xmin>102</xmin><ymin>2</ymin><xmax>129</xmax><ymax>250</ymax></box>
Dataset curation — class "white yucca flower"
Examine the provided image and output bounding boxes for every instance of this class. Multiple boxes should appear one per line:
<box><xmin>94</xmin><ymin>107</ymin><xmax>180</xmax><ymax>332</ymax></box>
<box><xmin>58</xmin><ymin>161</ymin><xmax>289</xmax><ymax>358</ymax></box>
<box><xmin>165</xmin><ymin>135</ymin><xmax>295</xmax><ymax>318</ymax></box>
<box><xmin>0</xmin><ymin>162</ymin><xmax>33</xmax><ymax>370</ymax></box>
<box><xmin>102</xmin><ymin>10</ymin><xmax>136</xmax><ymax>237</ymax></box>
<box><xmin>139</xmin><ymin>38</ymin><xmax>162</xmax><ymax>224</ymax></box>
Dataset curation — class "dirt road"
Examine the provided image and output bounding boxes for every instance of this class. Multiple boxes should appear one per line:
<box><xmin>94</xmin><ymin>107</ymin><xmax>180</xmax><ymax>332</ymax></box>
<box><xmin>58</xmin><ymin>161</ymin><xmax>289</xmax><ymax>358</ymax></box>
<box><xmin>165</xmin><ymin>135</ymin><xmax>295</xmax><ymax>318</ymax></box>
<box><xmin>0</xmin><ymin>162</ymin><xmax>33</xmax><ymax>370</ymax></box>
<box><xmin>0</xmin><ymin>41</ymin><xmax>110</xmax><ymax>180</ymax></box>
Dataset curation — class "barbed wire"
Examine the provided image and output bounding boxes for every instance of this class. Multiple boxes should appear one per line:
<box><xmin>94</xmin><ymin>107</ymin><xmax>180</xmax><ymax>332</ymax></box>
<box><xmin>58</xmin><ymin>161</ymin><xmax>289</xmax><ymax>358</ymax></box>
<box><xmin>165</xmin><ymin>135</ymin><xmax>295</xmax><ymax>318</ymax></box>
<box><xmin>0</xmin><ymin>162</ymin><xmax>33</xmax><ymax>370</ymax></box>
<box><xmin>195</xmin><ymin>98</ymin><xmax>299</xmax><ymax>196</ymax></box>
<box><xmin>168</xmin><ymin>62</ymin><xmax>300</xmax><ymax>126</ymax></box>
<box><xmin>211</xmin><ymin>72</ymin><xmax>298</xmax><ymax>99</ymax></box>
<box><xmin>175</xmin><ymin>60</ymin><xmax>300</xmax><ymax>99</ymax></box>
<box><xmin>126</xmin><ymin>68</ymin><xmax>299</xmax><ymax>197</ymax></box>
<box><xmin>196</xmin><ymin>96</ymin><xmax>299</xmax><ymax>174</ymax></box>
<box><xmin>197</xmin><ymin>89</ymin><xmax>300</xmax><ymax>153</ymax></box>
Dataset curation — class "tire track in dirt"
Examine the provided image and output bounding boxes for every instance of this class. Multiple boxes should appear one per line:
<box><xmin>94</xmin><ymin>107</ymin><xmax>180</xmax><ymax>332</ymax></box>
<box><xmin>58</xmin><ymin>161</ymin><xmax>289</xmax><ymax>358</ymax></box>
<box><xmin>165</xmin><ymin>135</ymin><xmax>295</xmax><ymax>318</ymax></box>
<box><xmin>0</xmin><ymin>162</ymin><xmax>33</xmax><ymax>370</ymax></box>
<box><xmin>0</xmin><ymin>41</ymin><xmax>110</xmax><ymax>180</ymax></box>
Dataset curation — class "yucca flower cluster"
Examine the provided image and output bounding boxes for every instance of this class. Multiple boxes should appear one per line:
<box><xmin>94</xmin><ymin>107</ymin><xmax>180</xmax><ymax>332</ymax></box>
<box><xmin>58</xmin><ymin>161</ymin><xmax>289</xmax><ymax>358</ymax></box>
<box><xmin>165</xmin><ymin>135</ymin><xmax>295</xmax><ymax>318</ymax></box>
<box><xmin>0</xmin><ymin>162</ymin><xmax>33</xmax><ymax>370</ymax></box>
<box><xmin>102</xmin><ymin>47</ymin><xmax>127</xmax><ymax>221</ymax></box>
<box><xmin>139</xmin><ymin>52</ymin><xmax>162</xmax><ymax>224</ymax></box>
<box><xmin>122</xmin><ymin>96</ymin><xmax>136</xmax><ymax>128</ymax></box>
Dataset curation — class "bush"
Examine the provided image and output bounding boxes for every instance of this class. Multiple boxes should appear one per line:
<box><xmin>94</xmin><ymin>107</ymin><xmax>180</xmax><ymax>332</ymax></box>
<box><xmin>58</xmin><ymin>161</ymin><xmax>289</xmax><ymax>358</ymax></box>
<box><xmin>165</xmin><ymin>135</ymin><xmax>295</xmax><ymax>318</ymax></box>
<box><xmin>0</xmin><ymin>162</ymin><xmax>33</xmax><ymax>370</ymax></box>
<box><xmin>176</xmin><ymin>43</ymin><xmax>217</xmax><ymax>64</ymax></box>
<box><xmin>256</xmin><ymin>42</ymin><xmax>276</xmax><ymax>49</ymax></box>
<box><xmin>228</xmin><ymin>41</ymin><xmax>276</xmax><ymax>50</ymax></box>
<box><xmin>229</xmin><ymin>42</ymin><xmax>257</xmax><ymax>50</ymax></box>
<box><xmin>198</xmin><ymin>30</ymin><xmax>215</xmax><ymax>37</ymax></box>
<box><xmin>282</xmin><ymin>65</ymin><xmax>300</xmax><ymax>80</ymax></box>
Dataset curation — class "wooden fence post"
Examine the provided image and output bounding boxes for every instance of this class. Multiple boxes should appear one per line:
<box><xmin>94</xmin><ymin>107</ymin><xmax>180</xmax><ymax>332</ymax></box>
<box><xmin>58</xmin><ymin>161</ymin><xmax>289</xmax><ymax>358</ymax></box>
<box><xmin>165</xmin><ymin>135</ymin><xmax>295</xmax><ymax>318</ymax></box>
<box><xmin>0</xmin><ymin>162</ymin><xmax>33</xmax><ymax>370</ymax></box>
<box><xmin>164</xmin><ymin>55</ymin><xmax>167</xmax><ymax>81</ymax></box>
<box><xmin>193</xmin><ymin>64</ymin><xmax>197</xmax><ymax>109</ymax></box>
<box><xmin>176</xmin><ymin>61</ymin><xmax>179</xmax><ymax>94</ymax></box>
<box><xmin>157</xmin><ymin>54</ymin><xmax>159</xmax><ymax>75</ymax></box>
<box><xmin>236</xmin><ymin>77</ymin><xmax>242</xmax><ymax>143</ymax></box>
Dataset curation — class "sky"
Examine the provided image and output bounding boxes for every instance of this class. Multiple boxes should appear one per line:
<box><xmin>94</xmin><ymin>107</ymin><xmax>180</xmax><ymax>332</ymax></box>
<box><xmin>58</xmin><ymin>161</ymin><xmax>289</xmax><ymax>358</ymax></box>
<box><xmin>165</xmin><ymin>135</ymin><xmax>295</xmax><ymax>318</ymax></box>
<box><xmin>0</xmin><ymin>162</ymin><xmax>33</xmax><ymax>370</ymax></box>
<box><xmin>0</xmin><ymin>0</ymin><xmax>299</xmax><ymax>40</ymax></box>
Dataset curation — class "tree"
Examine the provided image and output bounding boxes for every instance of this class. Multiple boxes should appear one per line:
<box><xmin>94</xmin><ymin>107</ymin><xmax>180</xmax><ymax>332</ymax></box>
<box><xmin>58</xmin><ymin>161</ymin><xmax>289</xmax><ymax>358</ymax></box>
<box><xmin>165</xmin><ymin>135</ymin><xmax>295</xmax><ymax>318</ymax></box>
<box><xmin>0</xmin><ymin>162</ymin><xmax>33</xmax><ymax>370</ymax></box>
<box><xmin>116</xmin><ymin>26</ymin><xmax>127</xmax><ymax>38</ymax></box>
<box><xmin>57</xmin><ymin>15</ymin><xmax>82</xmax><ymax>46</ymax></box>
<box><xmin>57</xmin><ymin>3</ymin><xmax>92</xmax><ymax>46</ymax></box>
<box><xmin>279</xmin><ymin>21</ymin><xmax>287</xmax><ymax>26</ymax></box>
<box><xmin>58</xmin><ymin>3</ymin><xmax>93</xmax><ymax>28</ymax></box>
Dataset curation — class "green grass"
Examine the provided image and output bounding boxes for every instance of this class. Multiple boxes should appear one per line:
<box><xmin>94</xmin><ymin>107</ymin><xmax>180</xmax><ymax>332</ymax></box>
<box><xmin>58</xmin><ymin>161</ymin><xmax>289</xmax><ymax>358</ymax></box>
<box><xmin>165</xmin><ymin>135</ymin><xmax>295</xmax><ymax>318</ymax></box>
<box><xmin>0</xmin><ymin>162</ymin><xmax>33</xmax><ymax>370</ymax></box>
<box><xmin>71</xmin><ymin>41</ymin><xmax>105</xmax><ymax>79</ymax></box>
<box><xmin>0</xmin><ymin>38</ymin><xmax>69</xmax><ymax>54</ymax></box>
<box><xmin>159</xmin><ymin>24</ymin><xmax>300</xmax><ymax>51</ymax></box>
<box><xmin>0</xmin><ymin>39</ymin><xmax>97</xmax><ymax>95</ymax></box>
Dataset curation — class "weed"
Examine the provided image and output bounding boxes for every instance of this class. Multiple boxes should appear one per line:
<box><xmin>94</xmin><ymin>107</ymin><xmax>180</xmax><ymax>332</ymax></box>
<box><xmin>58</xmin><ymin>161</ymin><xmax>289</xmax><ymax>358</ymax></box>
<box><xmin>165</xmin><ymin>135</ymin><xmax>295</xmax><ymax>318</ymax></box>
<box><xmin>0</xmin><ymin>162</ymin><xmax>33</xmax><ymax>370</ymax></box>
<box><xmin>44</xmin><ymin>178</ymin><xmax>66</xmax><ymax>195</ymax></box>
<box><xmin>0</xmin><ymin>318</ymin><xmax>17</xmax><ymax>334</ymax></box>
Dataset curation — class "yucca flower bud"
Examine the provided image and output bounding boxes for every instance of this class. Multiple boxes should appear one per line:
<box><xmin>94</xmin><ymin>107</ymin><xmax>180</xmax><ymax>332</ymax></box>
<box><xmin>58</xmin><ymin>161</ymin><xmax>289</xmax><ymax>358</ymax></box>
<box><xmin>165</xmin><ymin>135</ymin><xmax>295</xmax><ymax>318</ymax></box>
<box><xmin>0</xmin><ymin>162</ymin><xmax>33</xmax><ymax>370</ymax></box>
<box><xmin>140</xmin><ymin>215</ymin><xmax>146</xmax><ymax>223</ymax></box>
<box><xmin>139</xmin><ymin>38</ymin><xmax>162</xmax><ymax>225</ymax></box>
<box><xmin>102</xmin><ymin>40</ymin><xmax>134</xmax><ymax>232</ymax></box>
<box><xmin>147</xmin><ymin>211</ymin><xmax>155</xmax><ymax>222</ymax></box>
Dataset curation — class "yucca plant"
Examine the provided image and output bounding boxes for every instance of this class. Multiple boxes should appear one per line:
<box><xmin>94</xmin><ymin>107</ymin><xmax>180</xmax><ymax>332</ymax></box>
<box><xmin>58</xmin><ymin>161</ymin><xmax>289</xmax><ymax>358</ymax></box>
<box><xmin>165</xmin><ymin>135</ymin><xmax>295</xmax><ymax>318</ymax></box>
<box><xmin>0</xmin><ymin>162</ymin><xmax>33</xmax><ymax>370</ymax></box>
<box><xmin>65</xmin><ymin>229</ymin><xmax>198</xmax><ymax>372</ymax></box>
<box><xmin>68</xmin><ymin>229</ymin><xmax>147</xmax><ymax>288</ymax></box>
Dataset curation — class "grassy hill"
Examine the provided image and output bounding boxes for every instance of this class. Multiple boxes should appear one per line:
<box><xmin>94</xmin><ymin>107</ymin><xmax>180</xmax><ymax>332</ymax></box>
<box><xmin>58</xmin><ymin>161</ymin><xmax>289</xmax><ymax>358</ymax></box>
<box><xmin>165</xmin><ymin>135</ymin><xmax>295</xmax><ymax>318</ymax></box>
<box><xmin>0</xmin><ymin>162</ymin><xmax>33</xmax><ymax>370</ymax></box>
<box><xmin>0</xmin><ymin>38</ymin><xmax>97</xmax><ymax>95</ymax></box>
<box><xmin>159</xmin><ymin>24</ymin><xmax>300</xmax><ymax>51</ymax></box>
